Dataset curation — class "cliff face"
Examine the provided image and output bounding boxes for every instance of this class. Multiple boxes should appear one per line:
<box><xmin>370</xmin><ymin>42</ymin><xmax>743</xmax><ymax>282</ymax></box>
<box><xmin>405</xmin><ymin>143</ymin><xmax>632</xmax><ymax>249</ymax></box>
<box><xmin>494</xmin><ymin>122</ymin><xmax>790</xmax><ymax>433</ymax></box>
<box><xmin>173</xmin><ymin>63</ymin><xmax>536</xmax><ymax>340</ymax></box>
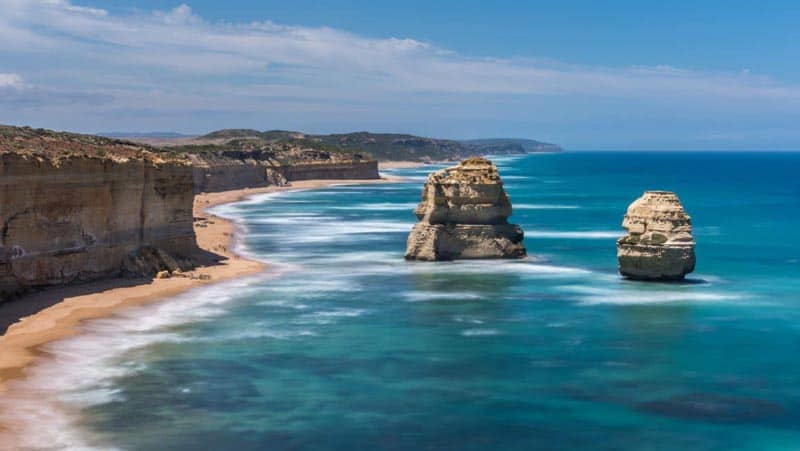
<box><xmin>187</xmin><ymin>149</ymin><xmax>379</xmax><ymax>194</ymax></box>
<box><xmin>187</xmin><ymin>150</ymin><xmax>287</xmax><ymax>194</ymax></box>
<box><xmin>0</xmin><ymin>126</ymin><xmax>197</xmax><ymax>300</ymax></box>
<box><xmin>193</xmin><ymin>164</ymin><xmax>283</xmax><ymax>194</ymax></box>
<box><xmin>405</xmin><ymin>157</ymin><xmax>526</xmax><ymax>261</ymax></box>
<box><xmin>617</xmin><ymin>191</ymin><xmax>696</xmax><ymax>281</ymax></box>
<box><xmin>277</xmin><ymin>160</ymin><xmax>378</xmax><ymax>181</ymax></box>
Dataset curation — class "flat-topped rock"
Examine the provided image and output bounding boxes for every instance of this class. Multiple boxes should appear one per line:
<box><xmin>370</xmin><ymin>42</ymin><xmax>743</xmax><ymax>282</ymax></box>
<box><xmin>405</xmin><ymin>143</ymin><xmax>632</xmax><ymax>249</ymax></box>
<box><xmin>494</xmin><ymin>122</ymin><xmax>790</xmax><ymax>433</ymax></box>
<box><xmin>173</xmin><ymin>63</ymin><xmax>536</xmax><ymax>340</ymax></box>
<box><xmin>617</xmin><ymin>191</ymin><xmax>696</xmax><ymax>281</ymax></box>
<box><xmin>405</xmin><ymin>157</ymin><xmax>526</xmax><ymax>261</ymax></box>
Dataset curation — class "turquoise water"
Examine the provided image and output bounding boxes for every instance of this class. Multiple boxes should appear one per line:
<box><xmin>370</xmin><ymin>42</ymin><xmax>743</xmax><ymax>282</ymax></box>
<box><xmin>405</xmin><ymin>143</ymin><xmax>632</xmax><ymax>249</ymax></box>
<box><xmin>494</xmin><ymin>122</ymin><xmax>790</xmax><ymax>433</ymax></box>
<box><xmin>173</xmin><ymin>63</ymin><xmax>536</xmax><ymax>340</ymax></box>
<box><xmin>26</xmin><ymin>152</ymin><xmax>800</xmax><ymax>449</ymax></box>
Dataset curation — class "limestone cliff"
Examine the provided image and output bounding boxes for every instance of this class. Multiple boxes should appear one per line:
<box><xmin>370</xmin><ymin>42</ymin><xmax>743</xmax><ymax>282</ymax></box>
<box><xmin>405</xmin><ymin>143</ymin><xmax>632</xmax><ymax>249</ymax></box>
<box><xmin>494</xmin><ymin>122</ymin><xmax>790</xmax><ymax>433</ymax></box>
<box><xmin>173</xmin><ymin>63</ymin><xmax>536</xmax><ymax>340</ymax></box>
<box><xmin>617</xmin><ymin>190</ymin><xmax>696</xmax><ymax>281</ymax></box>
<box><xmin>278</xmin><ymin>160</ymin><xmax>379</xmax><ymax>181</ymax></box>
<box><xmin>187</xmin><ymin>149</ymin><xmax>288</xmax><ymax>194</ymax></box>
<box><xmin>0</xmin><ymin>126</ymin><xmax>197</xmax><ymax>300</ymax></box>
<box><xmin>186</xmin><ymin>148</ymin><xmax>379</xmax><ymax>193</ymax></box>
<box><xmin>405</xmin><ymin>157</ymin><xmax>526</xmax><ymax>261</ymax></box>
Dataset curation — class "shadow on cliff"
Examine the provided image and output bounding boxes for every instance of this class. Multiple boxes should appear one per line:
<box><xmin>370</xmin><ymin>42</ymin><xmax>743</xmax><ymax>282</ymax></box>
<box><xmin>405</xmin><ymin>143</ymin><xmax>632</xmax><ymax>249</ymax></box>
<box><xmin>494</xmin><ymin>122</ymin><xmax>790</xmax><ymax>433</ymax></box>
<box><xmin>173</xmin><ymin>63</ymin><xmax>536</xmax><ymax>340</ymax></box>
<box><xmin>191</xmin><ymin>246</ymin><xmax>229</xmax><ymax>267</ymax></box>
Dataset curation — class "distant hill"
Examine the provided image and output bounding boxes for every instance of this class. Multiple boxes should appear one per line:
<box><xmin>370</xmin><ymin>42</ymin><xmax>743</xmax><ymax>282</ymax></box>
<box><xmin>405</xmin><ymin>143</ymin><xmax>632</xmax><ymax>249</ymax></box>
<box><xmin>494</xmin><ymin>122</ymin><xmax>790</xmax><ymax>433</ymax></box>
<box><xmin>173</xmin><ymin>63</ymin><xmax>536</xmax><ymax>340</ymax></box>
<box><xmin>190</xmin><ymin>129</ymin><xmax>562</xmax><ymax>162</ymax></box>
<box><xmin>100</xmin><ymin>131</ymin><xmax>195</xmax><ymax>139</ymax></box>
<box><xmin>201</xmin><ymin>129</ymin><xmax>306</xmax><ymax>141</ymax></box>
<box><xmin>1</xmin><ymin>125</ymin><xmax>187</xmax><ymax>163</ymax></box>
<box><xmin>310</xmin><ymin>132</ymin><xmax>469</xmax><ymax>161</ymax></box>
<box><xmin>460</xmin><ymin>138</ymin><xmax>562</xmax><ymax>154</ymax></box>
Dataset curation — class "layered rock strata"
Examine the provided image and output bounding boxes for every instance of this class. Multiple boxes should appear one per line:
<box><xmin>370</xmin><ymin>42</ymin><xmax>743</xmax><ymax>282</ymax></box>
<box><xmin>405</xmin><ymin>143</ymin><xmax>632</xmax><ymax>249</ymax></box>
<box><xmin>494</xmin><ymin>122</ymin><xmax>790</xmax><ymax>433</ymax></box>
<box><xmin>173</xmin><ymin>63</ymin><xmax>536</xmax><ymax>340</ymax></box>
<box><xmin>188</xmin><ymin>150</ymin><xmax>379</xmax><ymax>194</ymax></box>
<box><xmin>0</xmin><ymin>126</ymin><xmax>197</xmax><ymax>300</ymax></box>
<box><xmin>188</xmin><ymin>150</ymin><xmax>288</xmax><ymax>194</ymax></box>
<box><xmin>617</xmin><ymin>190</ymin><xmax>696</xmax><ymax>281</ymax></box>
<box><xmin>405</xmin><ymin>157</ymin><xmax>526</xmax><ymax>261</ymax></box>
<box><xmin>278</xmin><ymin>160</ymin><xmax>379</xmax><ymax>182</ymax></box>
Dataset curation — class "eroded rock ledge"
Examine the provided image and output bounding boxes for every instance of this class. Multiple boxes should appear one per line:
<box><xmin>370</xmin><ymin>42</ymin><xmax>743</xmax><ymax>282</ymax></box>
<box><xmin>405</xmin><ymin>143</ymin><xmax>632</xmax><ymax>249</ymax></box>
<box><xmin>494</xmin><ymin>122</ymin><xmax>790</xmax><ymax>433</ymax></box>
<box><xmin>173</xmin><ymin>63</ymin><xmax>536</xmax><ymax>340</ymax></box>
<box><xmin>405</xmin><ymin>157</ymin><xmax>526</xmax><ymax>261</ymax></box>
<box><xmin>617</xmin><ymin>190</ymin><xmax>696</xmax><ymax>281</ymax></box>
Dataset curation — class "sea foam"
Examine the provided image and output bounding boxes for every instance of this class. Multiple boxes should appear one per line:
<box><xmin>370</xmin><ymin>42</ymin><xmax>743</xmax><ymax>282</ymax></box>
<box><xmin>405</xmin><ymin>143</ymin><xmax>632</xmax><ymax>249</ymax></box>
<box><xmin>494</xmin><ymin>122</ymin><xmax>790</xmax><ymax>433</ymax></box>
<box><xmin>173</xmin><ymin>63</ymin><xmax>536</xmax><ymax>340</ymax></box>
<box><xmin>526</xmin><ymin>230</ymin><xmax>620</xmax><ymax>239</ymax></box>
<box><xmin>460</xmin><ymin>328</ymin><xmax>501</xmax><ymax>337</ymax></box>
<box><xmin>559</xmin><ymin>285</ymin><xmax>745</xmax><ymax>305</ymax></box>
<box><xmin>0</xmin><ymin>275</ymin><xmax>271</xmax><ymax>451</ymax></box>
<box><xmin>404</xmin><ymin>291</ymin><xmax>486</xmax><ymax>302</ymax></box>
<box><xmin>513</xmin><ymin>204</ymin><xmax>580</xmax><ymax>210</ymax></box>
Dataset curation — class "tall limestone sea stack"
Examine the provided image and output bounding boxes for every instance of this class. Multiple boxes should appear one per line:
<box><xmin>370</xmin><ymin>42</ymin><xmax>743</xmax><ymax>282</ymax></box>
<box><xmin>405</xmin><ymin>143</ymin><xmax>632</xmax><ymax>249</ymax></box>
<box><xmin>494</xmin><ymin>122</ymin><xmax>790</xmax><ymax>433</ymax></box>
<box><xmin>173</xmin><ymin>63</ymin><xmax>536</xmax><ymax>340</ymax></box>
<box><xmin>617</xmin><ymin>191</ymin><xmax>696</xmax><ymax>281</ymax></box>
<box><xmin>405</xmin><ymin>157</ymin><xmax>526</xmax><ymax>261</ymax></box>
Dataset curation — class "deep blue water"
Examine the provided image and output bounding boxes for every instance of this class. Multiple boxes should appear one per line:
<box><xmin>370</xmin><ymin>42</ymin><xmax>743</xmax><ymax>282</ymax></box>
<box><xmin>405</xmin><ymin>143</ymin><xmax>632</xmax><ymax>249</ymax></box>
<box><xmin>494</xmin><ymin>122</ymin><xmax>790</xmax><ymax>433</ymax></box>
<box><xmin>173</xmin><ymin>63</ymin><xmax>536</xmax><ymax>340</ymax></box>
<box><xmin>23</xmin><ymin>152</ymin><xmax>800</xmax><ymax>450</ymax></box>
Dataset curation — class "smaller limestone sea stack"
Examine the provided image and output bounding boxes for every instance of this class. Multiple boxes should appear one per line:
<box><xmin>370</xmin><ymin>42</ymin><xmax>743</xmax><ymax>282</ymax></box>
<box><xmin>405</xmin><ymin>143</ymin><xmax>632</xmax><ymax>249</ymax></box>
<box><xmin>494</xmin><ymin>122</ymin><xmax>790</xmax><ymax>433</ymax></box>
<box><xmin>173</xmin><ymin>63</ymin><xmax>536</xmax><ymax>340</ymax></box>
<box><xmin>617</xmin><ymin>191</ymin><xmax>696</xmax><ymax>281</ymax></box>
<box><xmin>405</xmin><ymin>157</ymin><xmax>526</xmax><ymax>261</ymax></box>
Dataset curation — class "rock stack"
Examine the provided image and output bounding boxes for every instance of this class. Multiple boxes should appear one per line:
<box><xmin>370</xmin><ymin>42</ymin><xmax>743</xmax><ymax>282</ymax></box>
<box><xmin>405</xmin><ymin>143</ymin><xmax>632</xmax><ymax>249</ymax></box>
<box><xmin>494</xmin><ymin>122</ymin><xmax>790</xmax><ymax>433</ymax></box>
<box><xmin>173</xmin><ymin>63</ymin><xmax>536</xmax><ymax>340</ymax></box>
<box><xmin>405</xmin><ymin>157</ymin><xmax>526</xmax><ymax>261</ymax></box>
<box><xmin>617</xmin><ymin>191</ymin><xmax>696</xmax><ymax>281</ymax></box>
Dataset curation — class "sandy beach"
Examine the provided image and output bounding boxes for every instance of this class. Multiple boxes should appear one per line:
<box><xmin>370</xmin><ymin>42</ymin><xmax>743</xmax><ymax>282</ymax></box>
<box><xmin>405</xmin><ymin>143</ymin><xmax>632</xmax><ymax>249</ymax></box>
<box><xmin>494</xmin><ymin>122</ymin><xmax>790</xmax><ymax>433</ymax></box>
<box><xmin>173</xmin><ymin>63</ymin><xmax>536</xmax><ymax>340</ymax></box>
<box><xmin>0</xmin><ymin>176</ymin><xmax>400</xmax><ymax>447</ymax></box>
<box><xmin>378</xmin><ymin>160</ymin><xmax>428</xmax><ymax>170</ymax></box>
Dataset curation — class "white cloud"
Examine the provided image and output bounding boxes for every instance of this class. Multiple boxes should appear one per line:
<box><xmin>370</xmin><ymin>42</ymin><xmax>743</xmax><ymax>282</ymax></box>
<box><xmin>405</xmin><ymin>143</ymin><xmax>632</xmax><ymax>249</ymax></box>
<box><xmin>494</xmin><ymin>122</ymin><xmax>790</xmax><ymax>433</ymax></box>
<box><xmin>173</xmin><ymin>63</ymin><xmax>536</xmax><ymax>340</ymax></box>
<box><xmin>158</xmin><ymin>4</ymin><xmax>203</xmax><ymax>26</ymax></box>
<box><xmin>0</xmin><ymin>0</ymin><xmax>798</xmax><ymax>148</ymax></box>
<box><xmin>2</xmin><ymin>0</ymin><xmax>797</xmax><ymax>100</ymax></box>
<box><xmin>0</xmin><ymin>73</ymin><xmax>24</xmax><ymax>89</ymax></box>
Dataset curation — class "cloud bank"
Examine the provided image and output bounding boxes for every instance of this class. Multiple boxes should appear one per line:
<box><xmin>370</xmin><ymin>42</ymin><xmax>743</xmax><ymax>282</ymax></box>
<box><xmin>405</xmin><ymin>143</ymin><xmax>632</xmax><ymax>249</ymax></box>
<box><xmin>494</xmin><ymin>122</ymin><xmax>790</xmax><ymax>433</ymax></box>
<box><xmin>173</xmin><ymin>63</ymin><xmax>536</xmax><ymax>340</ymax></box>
<box><xmin>1</xmin><ymin>1</ymin><xmax>799</xmax><ymax>148</ymax></box>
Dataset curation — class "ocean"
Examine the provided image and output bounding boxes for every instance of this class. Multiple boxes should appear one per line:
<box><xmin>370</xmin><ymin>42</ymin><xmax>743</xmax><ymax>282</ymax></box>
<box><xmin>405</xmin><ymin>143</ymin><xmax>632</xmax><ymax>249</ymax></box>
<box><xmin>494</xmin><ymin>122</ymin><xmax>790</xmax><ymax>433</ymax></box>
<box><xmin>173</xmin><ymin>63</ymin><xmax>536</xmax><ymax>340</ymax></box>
<box><xmin>11</xmin><ymin>152</ymin><xmax>800</xmax><ymax>450</ymax></box>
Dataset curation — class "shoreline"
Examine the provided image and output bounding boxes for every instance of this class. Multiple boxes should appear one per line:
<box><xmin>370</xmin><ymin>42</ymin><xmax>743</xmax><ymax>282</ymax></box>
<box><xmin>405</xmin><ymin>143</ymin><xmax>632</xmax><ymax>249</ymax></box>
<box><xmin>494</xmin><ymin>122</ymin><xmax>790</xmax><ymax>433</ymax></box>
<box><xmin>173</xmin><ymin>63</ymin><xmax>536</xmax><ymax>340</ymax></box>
<box><xmin>378</xmin><ymin>160</ymin><xmax>428</xmax><ymax>170</ymax></box>
<box><xmin>0</xmin><ymin>176</ymin><xmax>401</xmax><ymax>446</ymax></box>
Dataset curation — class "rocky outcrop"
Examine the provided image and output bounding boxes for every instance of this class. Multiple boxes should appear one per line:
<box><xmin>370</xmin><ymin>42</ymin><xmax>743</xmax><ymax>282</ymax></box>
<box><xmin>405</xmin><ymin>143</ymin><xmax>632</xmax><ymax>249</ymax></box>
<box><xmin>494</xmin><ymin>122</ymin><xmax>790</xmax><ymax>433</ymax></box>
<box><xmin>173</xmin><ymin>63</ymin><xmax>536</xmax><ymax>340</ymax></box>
<box><xmin>405</xmin><ymin>157</ymin><xmax>526</xmax><ymax>261</ymax></box>
<box><xmin>617</xmin><ymin>191</ymin><xmax>696</xmax><ymax>281</ymax></box>
<box><xmin>0</xmin><ymin>126</ymin><xmax>197</xmax><ymax>300</ymax></box>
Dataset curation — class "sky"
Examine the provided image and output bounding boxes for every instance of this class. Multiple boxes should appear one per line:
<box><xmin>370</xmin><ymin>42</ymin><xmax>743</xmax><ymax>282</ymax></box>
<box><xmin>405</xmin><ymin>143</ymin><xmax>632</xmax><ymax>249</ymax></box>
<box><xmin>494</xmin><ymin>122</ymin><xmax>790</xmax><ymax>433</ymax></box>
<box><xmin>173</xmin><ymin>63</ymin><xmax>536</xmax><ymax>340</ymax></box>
<box><xmin>1</xmin><ymin>1</ymin><xmax>800</xmax><ymax>149</ymax></box>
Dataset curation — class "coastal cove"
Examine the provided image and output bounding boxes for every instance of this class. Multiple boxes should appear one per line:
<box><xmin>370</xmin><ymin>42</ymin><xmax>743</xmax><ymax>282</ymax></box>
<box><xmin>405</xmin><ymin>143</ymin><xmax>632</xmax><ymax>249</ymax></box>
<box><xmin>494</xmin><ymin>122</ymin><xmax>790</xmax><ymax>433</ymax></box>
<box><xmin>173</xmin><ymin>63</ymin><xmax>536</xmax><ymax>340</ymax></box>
<box><xmin>0</xmin><ymin>175</ymin><xmax>404</xmax><ymax>449</ymax></box>
<box><xmin>1</xmin><ymin>152</ymin><xmax>799</xmax><ymax>450</ymax></box>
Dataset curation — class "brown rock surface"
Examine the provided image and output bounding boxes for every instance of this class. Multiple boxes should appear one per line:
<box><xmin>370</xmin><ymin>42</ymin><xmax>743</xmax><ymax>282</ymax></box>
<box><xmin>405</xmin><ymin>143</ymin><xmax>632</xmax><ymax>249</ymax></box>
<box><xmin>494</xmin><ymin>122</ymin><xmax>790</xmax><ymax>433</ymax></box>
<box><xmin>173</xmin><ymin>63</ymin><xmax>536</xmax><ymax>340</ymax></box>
<box><xmin>617</xmin><ymin>190</ymin><xmax>696</xmax><ymax>281</ymax></box>
<box><xmin>405</xmin><ymin>157</ymin><xmax>526</xmax><ymax>261</ymax></box>
<box><xmin>0</xmin><ymin>126</ymin><xmax>197</xmax><ymax>299</ymax></box>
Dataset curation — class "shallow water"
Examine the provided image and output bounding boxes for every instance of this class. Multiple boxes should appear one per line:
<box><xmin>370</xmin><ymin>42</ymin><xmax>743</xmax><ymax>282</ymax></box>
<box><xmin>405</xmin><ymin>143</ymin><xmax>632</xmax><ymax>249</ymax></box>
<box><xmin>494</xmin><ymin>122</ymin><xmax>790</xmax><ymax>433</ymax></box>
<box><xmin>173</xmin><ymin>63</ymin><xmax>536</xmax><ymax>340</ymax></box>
<box><xmin>18</xmin><ymin>152</ymin><xmax>800</xmax><ymax>450</ymax></box>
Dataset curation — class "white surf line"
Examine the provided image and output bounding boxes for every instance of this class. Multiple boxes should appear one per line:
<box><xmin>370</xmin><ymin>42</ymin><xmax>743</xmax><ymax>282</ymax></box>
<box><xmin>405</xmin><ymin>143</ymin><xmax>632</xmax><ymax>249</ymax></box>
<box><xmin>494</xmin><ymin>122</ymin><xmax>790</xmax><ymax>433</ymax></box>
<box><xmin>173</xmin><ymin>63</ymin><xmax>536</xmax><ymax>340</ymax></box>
<box><xmin>558</xmin><ymin>285</ymin><xmax>746</xmax><ymax>305</ymax></box>
<box><xmin>526</xmin><ymin>231</ymin><xmax>620</xmax><ymax>239</ymax></box>
<box><xmin>513</xmin><ymin>204</ymin><xmax>580</xmax><ymax>210</ymax></box>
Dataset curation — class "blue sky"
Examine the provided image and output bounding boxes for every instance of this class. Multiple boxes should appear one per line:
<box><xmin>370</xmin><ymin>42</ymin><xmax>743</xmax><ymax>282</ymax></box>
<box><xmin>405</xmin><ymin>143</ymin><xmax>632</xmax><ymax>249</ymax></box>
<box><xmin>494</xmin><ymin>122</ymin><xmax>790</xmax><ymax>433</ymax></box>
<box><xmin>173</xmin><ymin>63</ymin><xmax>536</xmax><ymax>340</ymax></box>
<box><xmin>93</xmin><ymin>0</ymin><xmax>800</xmax><ymax>77</ymax></box>
<box><xmin>1</xmin><ymin>1</ymin><xmax>800</xmax><ymax>149</ymax></box>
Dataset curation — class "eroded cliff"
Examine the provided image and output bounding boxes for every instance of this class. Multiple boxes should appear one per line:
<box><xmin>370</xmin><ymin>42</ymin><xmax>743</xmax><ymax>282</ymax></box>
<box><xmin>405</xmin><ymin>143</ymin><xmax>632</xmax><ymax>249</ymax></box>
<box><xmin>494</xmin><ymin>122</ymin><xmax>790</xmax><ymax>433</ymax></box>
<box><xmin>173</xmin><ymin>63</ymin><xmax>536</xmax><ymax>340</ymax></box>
<box><xmin>182</xmin><ymin>146</ymin><xmax>379</xmax><ymax>193</ymax></box>
<box><xmin>0</xmin><ymin>126</ymin><xmax>197</xmax><ymax>300</ymax></box>
<box><xmin>187</xmin><ymin>149</ymin><xmax>288</xmax><ymax>193</ymax></box>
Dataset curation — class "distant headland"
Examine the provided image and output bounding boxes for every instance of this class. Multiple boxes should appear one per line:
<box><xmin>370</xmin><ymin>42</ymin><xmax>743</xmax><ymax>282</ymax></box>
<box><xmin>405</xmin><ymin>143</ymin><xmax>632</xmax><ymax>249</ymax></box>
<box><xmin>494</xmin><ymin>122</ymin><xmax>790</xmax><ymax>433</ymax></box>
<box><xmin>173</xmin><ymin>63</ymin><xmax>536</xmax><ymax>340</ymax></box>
<box><xmin>100</xmin><ymin>129</ymin><xmax>563</xmax><ymax>162</ymax></box>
